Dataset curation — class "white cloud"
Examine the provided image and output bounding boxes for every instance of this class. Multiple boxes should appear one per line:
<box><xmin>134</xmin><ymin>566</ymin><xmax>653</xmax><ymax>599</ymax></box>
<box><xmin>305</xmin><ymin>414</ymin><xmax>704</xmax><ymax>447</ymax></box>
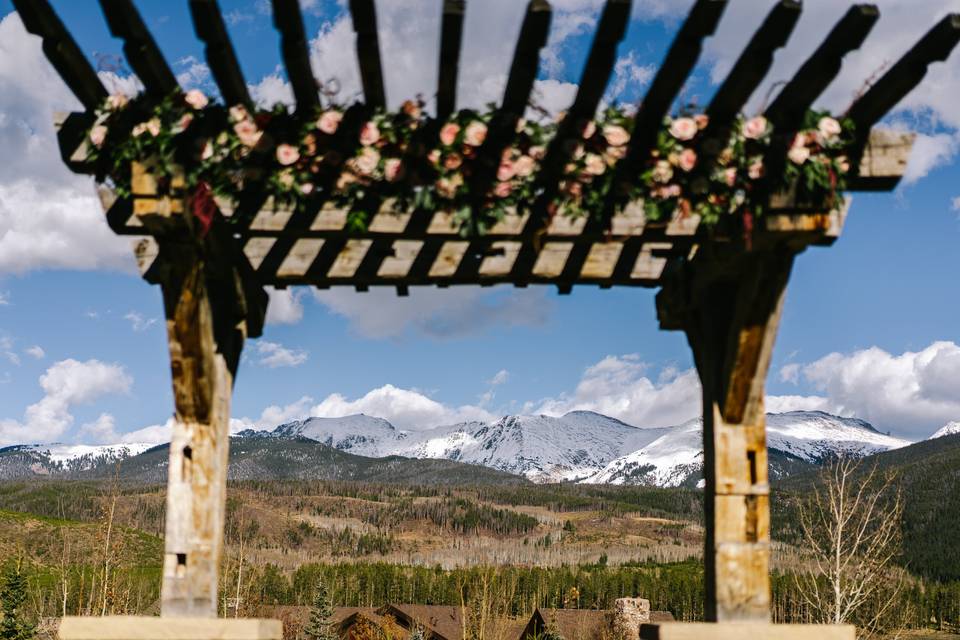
<box><xmin>174</xmin><ymin>56</ymin><xmax>212</xmax><ymax>90</ymax></box>
<box><xmin>779</xmin><ymin>362</ymin><xmax>800</xmax><ymax>385</ymax></box>
<box><xmin>310</xmin><ymin>384</ymin><xmax>493</xmax><ymax>431</ymax></box>
<box><xmin>313</xmin><ymin>285</ymin><xmax>552</xmax><ymax>339</ymax></box>
<box><xmin>24</xmin><ymin>345</ymin><xmax>44</xmax><ymax>360</ymax></box>
<box><xmin>0</xmin><ymin>358</ymin><xmax>132</xmax><ymax>445</ymax></box>
<box><xmin>952</xmin><ymin>195</ymin><xmax>960</xmax><ymax>211</ymax></box>
<box><xmin>530</xmin><ymin>354</ymin><xmax>702</xmax><ymax>428</ymax></box>
<box><xmin>488</xmin><ymin>369</ymin><xmax>510</xmax><ymax>386</ymax></box>
<box><xmin>255</xmin><ymin>340</ymin><xmax>308</xmax><ymax>368</ymax></box>
<box><xmin>700</xmin><ymin>0</ymin><xmax>960</xmax><ymax>179</ymax></box>
<box><xmin>0</xmin><ymin>336</ymin><xmax>18</xmax><ymax>365</ymax></box>
<box><xmin>608</xmin><ymin>52</ymin><xmax>656</xmax><ymax>102</ymax></box>
<box><xmin>124</xmin><ymin>311</ymin><xmax>158</xmax><ymax>332</ymax></box>
<box><xmin>780</xmin><ymin>341</ymin><xmax>960</xmax><ymax>438</ymax></box>
<box><xmin>80</xmin><ymin>412</ymin><xmax>121</xmax><ymax>445</ymax></box>
<box><xmin>266</xmin><ymin>287</ymin><xmax>305</xmax><ymax>325</ymax></box>
<box><xmin>0</xmin><ymin>291</ymin><xmax>8</xmax><ymax>305</ymax></box>
<box><xmin>0</xmin><ymin>13</ymin><xmax>134</xmax><ymax>274</ymax></box>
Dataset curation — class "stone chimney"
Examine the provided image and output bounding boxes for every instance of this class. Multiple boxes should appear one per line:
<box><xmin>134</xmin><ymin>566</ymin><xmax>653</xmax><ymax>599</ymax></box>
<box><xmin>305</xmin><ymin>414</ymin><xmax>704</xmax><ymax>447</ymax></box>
<box><xmin>612</xmin><ymin>597</ymin><xmax>650</xmax><ymax>640</ymax></box>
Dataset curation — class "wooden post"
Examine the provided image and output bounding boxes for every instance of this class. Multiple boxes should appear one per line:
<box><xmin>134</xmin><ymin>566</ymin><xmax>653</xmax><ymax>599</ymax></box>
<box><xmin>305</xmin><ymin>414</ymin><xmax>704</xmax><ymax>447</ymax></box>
<box><xmin>658</xmin><ymin>246</ymin><xmax>795</xmax><ymax>622</ymax></box>
<box><xmin>127</xmin><ymin>163</ymin><xmax>260</xmax><ymax>619</ymax></box>
<box><xmin>158</xmin><ymin>248</ymin><xmax>235</xmax><ymax>618</ymax></box>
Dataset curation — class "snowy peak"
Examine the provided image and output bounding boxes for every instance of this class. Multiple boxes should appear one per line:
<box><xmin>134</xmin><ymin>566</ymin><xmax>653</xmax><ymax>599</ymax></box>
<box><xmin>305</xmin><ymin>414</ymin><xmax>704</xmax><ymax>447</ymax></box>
<box><xmin>0</xmin><ymin>442</ymin><xmax>153</xmax><ymax>479</ymax></box>
<box><xmin>930</xmin><ymin>422</ymin><xmax>960</xmax><ymax>440</ymax></box>
<box><xmin>766</xmin><ymin>411</ymin><xmax>910</xmax><ymax>463</ymax></box>
<box><xmin>272</xmin><ymin>413</ymin><xmax>401</xmax><ymax>457</ymax></box>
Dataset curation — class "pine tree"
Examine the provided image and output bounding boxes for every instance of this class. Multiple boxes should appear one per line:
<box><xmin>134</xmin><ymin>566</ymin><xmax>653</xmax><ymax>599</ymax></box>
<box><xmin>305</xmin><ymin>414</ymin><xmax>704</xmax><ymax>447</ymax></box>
<box><xmin>304</xmin><ymin>579</ymin><xmax>336</xmax><ymax>640</ymax></box>
<box><xmin>0</xmin><ymin>562</ymin><xmax>35</xmax><ymax>640</ymax></box>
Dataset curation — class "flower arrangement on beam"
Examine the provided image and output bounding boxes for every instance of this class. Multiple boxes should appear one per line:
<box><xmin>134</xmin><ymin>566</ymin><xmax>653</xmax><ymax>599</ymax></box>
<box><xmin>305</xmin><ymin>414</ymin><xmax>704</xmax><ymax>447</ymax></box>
<box><xmin>86</xmin><ymin>89</ymin><xmax>854</xmax><ymax>235</ymax></box>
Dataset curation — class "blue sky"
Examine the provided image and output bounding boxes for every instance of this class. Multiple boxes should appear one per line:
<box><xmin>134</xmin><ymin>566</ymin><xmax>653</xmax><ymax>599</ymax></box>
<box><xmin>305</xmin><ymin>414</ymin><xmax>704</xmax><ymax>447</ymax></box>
<box><xmin>0</xmin><ymin>0</ymin><xmax>958</xmax><ymax>445</ymax></box>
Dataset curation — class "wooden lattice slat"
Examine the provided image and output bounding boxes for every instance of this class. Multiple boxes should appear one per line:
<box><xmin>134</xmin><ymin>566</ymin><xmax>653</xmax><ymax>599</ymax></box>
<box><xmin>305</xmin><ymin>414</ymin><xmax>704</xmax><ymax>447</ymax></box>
<box><xmin>437</xmin><ymin>0</ymin><xmax>466</xmax><ymax>121</ymax></box>
<box><xmin>100</xmin><ymin>0</ymin><xmax>179</xmax><ymax>99</ymax></box>
<box><xmin>348</xmin><ymin>0</ymin><xmax>386</xmax><ymax>109</ymax></box>
<box><xmin>189</xmin><ymin>0</ymin><xmax>252</xmax><ymax>107</ymax></box>
<box><xmin>272</xmin><ymin>0</ymin><xmax>321</xmax><ymax>114</ymax></box>
<box><xmin>12</xmin><ymin>0</ymin><xmax>108</xmax><ymax>111</ymax></box>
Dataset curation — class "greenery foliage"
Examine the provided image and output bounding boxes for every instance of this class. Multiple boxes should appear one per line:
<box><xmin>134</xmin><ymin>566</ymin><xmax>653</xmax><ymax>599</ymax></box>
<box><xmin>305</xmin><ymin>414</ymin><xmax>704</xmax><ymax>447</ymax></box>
<box><xmin>85</xmin><ymin>90</ymin><xmax>855</xmax><ymax>235</ymax></box>
<box><xmin>0</xmin><ymin>562</ymin><xmax>36</xmax><ymax>640</ymax></box>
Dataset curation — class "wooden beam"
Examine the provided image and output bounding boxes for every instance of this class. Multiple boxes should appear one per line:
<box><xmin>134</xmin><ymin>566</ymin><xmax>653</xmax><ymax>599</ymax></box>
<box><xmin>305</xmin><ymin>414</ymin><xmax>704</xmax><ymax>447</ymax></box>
<box><xmin>512</xmin><ymin>0</ymin><xmax>631</xmax><ymax>282</ymax></box>
<box><xmin>657</xmin><ymin>247</ymin><xmax>796</xmax><ymax>622</ymax></box>
<box><xmin>273</xmin><ymin>0</ymin><xmax>321</xmax><ymax>114</ymax></box>
<box><xmin>437</xmin><ymin>0</ymin><xmax>466</xmax><ymax>121</ymax></box>
<box><xmin>762</xmin><ymin>4</ymin><xmax>878</xmax><ymax>187</ymax></box>
<box><xmin>12</xmin><ymin>0</ymin><xmax>108</xmax><ymax>111</ymax></box>
<box><xmin>158</xmin><ymin>249</ymin><xmax>235</xmax><ymax>619</ymax></box>
<box><xmin>348</xmin><ymin>0</ymin><xmax>386</xmax><ymax>109</ymax></box>
<box><xmin>99</xmin><ymin>0</ymin><xmax>179</xmax><ymax>99</ymax></box>
<box><xmin>189</xmin><ymin>0</ymin><xmax>252</xmax><ymax>107</ymax></box>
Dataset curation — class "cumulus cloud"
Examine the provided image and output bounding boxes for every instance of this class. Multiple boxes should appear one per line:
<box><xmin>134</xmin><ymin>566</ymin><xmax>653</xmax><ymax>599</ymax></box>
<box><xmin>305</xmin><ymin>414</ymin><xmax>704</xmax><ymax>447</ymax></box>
<box><xmin>255</xmin><ymin>340</ymin><xmax>308</xmax><ymax>368</ymax></box>
<box><xmin>310</xmin><ymin>384</ymin><xmax>493</xmax><ymax>430</ymax></box>
<box><xmin>0</xmin><ymin>13</ymin><xmax>134</xmax><ymax>274</ymax></box>
<box><xmin>775</xmin><ymin>341</ymin><xmax>960</xmax><ymax>438</ymax></box>
<box><xmin>265</xmin><ymin>287</ymin><xmax>306</xmax><ymax>325</ymax></box>
<box><xmin>313</xmin><ymin>285</ymin><xmax>552</xmax><ymax>339</ymax></box>
<box><xmin>0</xmin><ymin>291</ymin><xmax>8</xmax><ymax>305</ymax></box>
<box><xmin>529</xmin><ymin>354</ymin><xmax>702</xmax><ymax>427</ymax></box>
<box><xmin>488</xmin><ymin>369</ymin><xmax>510</xmax><ymax>386</ymax></box>
<box><xmin>0</xmin><ymin>358</ymin><xmax>132</xmax><ymax>445</ymax></box>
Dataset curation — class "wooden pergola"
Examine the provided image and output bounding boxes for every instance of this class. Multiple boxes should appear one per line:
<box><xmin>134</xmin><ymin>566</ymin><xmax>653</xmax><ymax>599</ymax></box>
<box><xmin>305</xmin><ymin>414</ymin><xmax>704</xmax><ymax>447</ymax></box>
<box><xmin>13</xmin><ymin>0</ymin><xmax>959</xmax><ymax>638</ymax></box>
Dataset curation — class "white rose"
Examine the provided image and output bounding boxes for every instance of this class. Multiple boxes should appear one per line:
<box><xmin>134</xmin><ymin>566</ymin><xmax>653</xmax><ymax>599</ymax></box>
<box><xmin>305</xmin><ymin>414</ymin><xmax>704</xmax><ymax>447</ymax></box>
<box><xmin>818</xmin><ymin>116</ymin><xmax>841</xmax><ymax>140</ymax></box>
<box><xmin>788</xmin><ymin>145</ymin><xmax>810</xmax><ymax>165</ymax></box>
<box><xmin>669</xmin><ymin>117</ymin><xmax>697</xmax><ymax>141</ymax></box>
<box><xmin>317</xmin><ymin>111</ymin><xmax>343</xmax><ymax>135</ymax></box>
<box><xmin>276</xmin><ymin>143</ymin><xmax>300</xmax><ymax>166</ymax></box>
<box><xmin>584</xmin><ymin>153</ymin><xmax>606</xmax><ymax>176</ymax></box>
<box><xmin>603</xmin><ymin>124</ymin><xmax>630</xmax><ymax>147</ymax></box>
<box><xmin>464</xmin><ymin>121</ymin><xmax>488</xmax><ymax>147</ymax></box>
<box><xmin>741</xmin><ymin>116</ymin><xmax>768</xmax><ymax>140</ymax></box>
<box><xmin>89</xmin><ymin>125</ymin><xmax>108</xmax><ymax>148</ymax></box>
<box><xmin>354</xmin><ymin>147</ymin><xmax>380</xmax><ymax>175</ymax></box>
<box><xmin>651</xmin><ymin>160</ymin><xmax>673</xmax><ymax>183</ymax></box>
<box><xmin>185</xmin><ymin>89</ymin><xmax>209</xmax><ymax>110</ymax></box>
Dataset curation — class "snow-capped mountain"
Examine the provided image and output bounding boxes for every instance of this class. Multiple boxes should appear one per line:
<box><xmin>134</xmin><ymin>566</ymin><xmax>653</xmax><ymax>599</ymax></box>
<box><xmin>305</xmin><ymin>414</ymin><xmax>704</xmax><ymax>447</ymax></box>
<box><xmin>0</xmin><ymin>442</ymin><xmax>153</xmax><ymax>479</ymax></box>
<box><xmin>929</xmin><ymin>421</ymin><xmax>960</xmax><ymax>439</ymax></box>
<box><xmin>265</xmin><ymin>409</ymin><xmax>911</xmax><ymax>486</ymax></box>
<box><xmin>585</xmin><ymin>411</ymin><xmax>911</xmax><ymax>487</ymax></box>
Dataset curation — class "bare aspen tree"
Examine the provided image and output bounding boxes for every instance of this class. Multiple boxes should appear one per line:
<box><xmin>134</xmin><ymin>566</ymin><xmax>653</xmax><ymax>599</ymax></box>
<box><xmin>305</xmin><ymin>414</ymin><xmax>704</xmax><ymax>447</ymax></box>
<box><xmin>795</xmin><ymin>457</ymin><xmax>905</xmax><ymax>634</ymax></box>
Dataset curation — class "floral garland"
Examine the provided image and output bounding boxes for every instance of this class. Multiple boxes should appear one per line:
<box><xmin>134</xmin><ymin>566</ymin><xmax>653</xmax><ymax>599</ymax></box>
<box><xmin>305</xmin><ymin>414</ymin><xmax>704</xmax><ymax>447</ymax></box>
<box><xmin>85</xmin><ymin>89</ymin><xmax>855</xmax><ymax>235</ymax></box>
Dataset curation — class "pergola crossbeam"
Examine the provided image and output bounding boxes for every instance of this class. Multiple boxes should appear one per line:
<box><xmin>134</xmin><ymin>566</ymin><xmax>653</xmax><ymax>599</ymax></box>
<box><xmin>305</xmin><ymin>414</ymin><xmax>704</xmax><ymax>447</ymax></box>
<box><xmin>436</xmin><ymin>0</ymin><xmax>466</xmax><ymax>121</ymax></box>
<box><xmin>99</xmin><ymin>0</ymin><xmax>179</xmax><ymax>99</ymax></box>
<box><xmin>189</xmin><ymin>0</ymin><xmax>252</xmax><ymax>107</ymax></box>
<box><xmin>272</xmin><ymin>0</ymin><xmax>321</xmax><ymax>114</ymax></box>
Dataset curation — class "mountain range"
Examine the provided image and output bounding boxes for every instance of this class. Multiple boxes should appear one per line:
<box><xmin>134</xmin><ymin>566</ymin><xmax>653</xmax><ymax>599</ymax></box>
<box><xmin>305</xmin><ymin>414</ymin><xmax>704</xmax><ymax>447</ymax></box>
<box><xmin>0</xmin><ymin>410</ymin><xmax>916</xmax><ymax>487</ymax></box>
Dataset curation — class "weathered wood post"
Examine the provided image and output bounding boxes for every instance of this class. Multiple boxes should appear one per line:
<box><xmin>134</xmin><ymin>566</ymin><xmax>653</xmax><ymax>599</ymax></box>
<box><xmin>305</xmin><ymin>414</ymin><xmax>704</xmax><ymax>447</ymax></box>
<box><xmin>658</xmin><ymin>246</ymin><xmax>795</xmax><ymax>622</ymax></box>
<box><xmin>129</xmin><ymin>165</ymin><xmax>260</xmax><ymax>619</ymax></box>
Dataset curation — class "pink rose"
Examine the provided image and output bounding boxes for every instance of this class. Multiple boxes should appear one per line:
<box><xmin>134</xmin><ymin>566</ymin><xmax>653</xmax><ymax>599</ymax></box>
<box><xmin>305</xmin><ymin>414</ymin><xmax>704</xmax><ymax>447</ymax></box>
<box><xmin>748</xmin><ymin>160</ymin><xmax>764</xmax><ymax>179</ymax></box>
<box><xmin>724</xmin><ymin>167</ymin><xmax>737</xmax><ymax>186</ymax></box>
<box><xmin>741</xmin><ymin>116</ymin><xmax>768</xmax><ymax>140</ymax></box>
<box><xmin>436</xmin><ymin>174</ymin><xmax>463</xmax><ymax>198</ymax></box>
<box><xmin>497</xmin><ymin>159</ymin><xmax>516</xmax><ymax>181</ymax></box>
<box><xmin>529</xmin><ymin>146</ymin><xmax>546</xmax><ymax>161</ymax></box>
<box><xmin>603</xmin><ymin>124</ymin><xmax>630</xmax><ymax>147</ymax></box>
<box><xmin>581</xmin><ymin>120</ymin><xmax>597</xmax><ymax>139</ymax></box>
<box><xmin>184</xmin><ymin>89</ymin><xmax>208</xmax><ymax>110</ymax></box>
<box><xmin>359</xmin><ymin>122</ymin><xmax>380</xmax><ymax>146</ymax></box>
<box><xmin>493</xmin><ymin>181</ymin><xmax>513</xmax><ymax>198</ymax></box>
<box><xmin>584</xmin><ymin>153</ymin><xmax>605</xmax><ymax>176</ymax></box>
<box><xmin>444</xmin><ymin>153</ymin><xmax>463</xmax><ymax>170</ymax></box>
<box><xmin>514</xmin><ymin>155</ymin><xmax>535</xmax><ymax>177</ymax></box>
<box><xmin>106</xmin><ymin>94</ymin><xmax>128</xmax><ymax>111</ymax></box>
<box><xmin>695</xmin><ymin>114</ymin><xmax>709</xmax><ymax>130</ymax></box>
<box><xmin>234</xmin><ymin>120</ymin><xmax>262</xmax><ymax>147</ymax></box>
<box><xmin>354</xmin><ymin>147</ymin><xmax>380</xmax><ymax>175</ymax></box>
<box><xmin>89</xmin><ymin>125</ymin><xmax>108</xmax><ymax>148</ymax></box>
<box><xmin>384</xmin><ymin>158</ymin><xmax>404</xmax><ymax>182</ymax></box>
<box><xmin>428</xmin><ymin>149</ymin><xmax>442</xmax><ymax>165</ymax></box>
<box><xmin>788</xmin><ymin>145</ymin><xmax>810</xmax><ymax>165</ymax></box>
<box><xmin>402</xmin><ymin>100</ymin><xmax>422</xmax><ymax>120</ymax></box>
<box><xmin>605</xmin><ymin>145</ymin><xmax>627</xmax><ymax>161</ymax></box>
<box><xmin>440</xmin><ymin>123</ymin><xmax>461</xmax><ymax>146</ymax></box>
<box><xmin>837</xmin><ymin>155</ymin><xmax>850</xmax><ymax>173</ymax></box>
<box><xmin>678</xmin><ymin>148</ymin><xmax>697</xmax><ymax>172</ymax></box>
<box><xmin>229</xmin><ymin>104</ymin><xmax>249</xmax><ymax>123</ymax></box>
<box><xmin>818</xmin><ymin>116</ymin><xmax>841</xmax><ymax>140</ymax></box>
<box><xmin>301</xmin><ymin>183</ymin><xmax>315</xmax><ymax>194</ymax></box>
<box><xmin>464</xmin><ymin>121</ymin><xmax>488</xmax><ymax>147</ymax></box>
<box><xmin>276</xmin><ymin>143</ymin><xmax>300</xmax><ymax>166</ymax></box>
<box><xmin>173</xmin><ymin>113</ymin><xmax>194</xmax><ymax>133</ymax></box>
<box><xmin>317</xmin><ymin>110</ymin><xmax>343</xmax><ymax>135</ymax></box>
<box><xmin>566</xmin><ymin>181</ymin><xmax>583</xmax><ymax>198</ymax></box>
<box><xmin>665</xmin><ymin>184</ymin><xmax>681</xmax><ymax>198</ymax></box>
<box><xmin>669</xmin><ymin>117</ymin><xmax>697</xmax><ymax>141</ymax></box>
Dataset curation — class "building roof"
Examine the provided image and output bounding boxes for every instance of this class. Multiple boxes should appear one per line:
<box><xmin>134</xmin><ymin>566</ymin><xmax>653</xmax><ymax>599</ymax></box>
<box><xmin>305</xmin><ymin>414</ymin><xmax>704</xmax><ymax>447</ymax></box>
<box><xmin>381</xmin><ymin>604</ymin><xmax>465</xmax><ymax>640</ymax></box>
